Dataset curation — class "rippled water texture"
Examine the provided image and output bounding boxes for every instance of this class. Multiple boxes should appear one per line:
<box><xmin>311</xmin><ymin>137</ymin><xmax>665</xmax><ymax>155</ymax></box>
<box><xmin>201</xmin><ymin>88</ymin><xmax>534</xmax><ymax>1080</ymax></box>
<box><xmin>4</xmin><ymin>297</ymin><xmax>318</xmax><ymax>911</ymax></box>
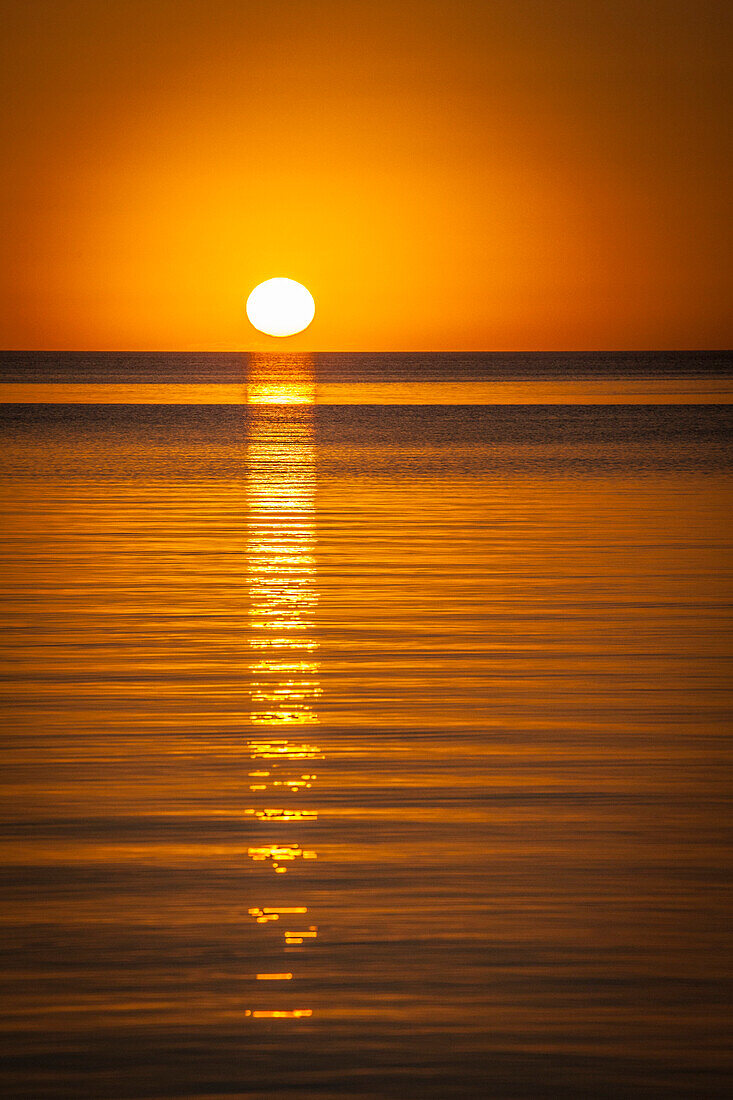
<box><xmin>0</xmin><ymin>353</ymin><xmax>731</xmax><ymax>1098</ymax></box>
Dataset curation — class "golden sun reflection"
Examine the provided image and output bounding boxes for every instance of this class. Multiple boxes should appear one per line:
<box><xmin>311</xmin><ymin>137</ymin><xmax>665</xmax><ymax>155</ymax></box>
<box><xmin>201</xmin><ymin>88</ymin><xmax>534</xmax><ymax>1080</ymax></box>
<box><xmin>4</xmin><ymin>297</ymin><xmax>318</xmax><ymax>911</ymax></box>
<box><xmin>245</xmin><ymin>1010</ymin><xmax>313</xmax><ymax>1019</ymax></box>
<box><xmin>246</xmin><ymin>353</ymin><xmax>316</xmax><ymax>407</ymax></box>
<box><xmin>244</xmin><ymin>354</ymin><xmax>321</xmax><ymax>1019</ymax></box>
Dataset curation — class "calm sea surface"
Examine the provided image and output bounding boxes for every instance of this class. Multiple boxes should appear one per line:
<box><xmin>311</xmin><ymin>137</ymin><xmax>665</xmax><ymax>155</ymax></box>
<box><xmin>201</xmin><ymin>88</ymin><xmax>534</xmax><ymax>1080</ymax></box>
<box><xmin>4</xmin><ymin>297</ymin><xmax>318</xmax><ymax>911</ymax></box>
<box><xmin>0</xmin><ymin>353</ymin><xmax>731</xmax><ymax>1098</ymax></box>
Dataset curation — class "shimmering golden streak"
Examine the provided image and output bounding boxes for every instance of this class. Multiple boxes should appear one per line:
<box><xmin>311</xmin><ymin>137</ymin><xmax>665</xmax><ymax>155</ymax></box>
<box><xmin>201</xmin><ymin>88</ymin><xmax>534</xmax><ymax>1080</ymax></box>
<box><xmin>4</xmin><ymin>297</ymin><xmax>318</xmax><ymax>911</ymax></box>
<box><xmin>248</xmin><ymin>809</ymin><xmax>318</xmax><ymax>822</ymax></box>
<box><xmin>245</xmin><ymin>1010</ymin><xmax>312</xmax><ymax>1018</ymax></box>
<box><xmin>246</xmin><ymin>382</ymin><xmax>316</xmax><ymax>405</ymax></box>
<box><xmin>247</xmin><ymin>844</ymin><xmax>317</xmax><ymax>865</ymax></box>
<box><xmin>248</xmin><ymin>742</ymin><xmax>322</xmax><ymax>757</ymax></box>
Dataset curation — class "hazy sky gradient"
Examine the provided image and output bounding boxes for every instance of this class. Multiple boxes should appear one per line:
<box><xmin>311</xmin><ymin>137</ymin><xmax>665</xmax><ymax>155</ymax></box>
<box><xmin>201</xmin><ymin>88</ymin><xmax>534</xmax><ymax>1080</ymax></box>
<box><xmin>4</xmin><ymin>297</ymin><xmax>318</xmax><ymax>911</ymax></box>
<box><xmin>1</xmin><ymin>0</ymin><xmax>730</xmax><ymax>350</ymax></box>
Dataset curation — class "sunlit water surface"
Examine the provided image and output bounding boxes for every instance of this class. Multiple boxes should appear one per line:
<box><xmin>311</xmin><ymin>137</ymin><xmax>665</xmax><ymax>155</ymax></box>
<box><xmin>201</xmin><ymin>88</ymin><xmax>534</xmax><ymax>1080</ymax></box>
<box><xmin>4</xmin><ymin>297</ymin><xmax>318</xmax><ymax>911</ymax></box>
<box><xmin>0</xmin><ymin>353</ymin><xmax>731</xmax><ymax>1098</ymax></box>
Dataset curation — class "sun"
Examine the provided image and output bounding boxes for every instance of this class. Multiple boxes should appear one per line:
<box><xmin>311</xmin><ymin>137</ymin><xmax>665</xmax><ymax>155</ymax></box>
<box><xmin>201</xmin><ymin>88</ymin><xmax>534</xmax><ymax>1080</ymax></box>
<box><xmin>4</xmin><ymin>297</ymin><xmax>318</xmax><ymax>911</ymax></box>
<box><xmin>246</xmin><ymin>278</ymin><xmax>315</xmax><ymax>337</ymax></box>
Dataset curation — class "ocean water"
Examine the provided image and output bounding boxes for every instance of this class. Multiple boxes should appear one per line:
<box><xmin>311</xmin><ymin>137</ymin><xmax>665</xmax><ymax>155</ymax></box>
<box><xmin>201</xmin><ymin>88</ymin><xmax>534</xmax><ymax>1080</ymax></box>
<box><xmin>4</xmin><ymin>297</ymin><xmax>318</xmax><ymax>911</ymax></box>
<box><xmin>0</xmin><ymin>352</ymin><xmax>731</xmax><ymax>1098</ymax></box>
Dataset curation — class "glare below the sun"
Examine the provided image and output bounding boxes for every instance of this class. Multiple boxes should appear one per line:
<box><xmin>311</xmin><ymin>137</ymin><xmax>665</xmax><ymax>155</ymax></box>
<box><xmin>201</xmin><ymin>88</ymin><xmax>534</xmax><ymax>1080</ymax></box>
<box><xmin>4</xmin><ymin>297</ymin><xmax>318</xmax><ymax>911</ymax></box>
<box><xmin>246</xmin><ymin>278</ymin><xmax>315</xmax><ymax>337</ymax></box>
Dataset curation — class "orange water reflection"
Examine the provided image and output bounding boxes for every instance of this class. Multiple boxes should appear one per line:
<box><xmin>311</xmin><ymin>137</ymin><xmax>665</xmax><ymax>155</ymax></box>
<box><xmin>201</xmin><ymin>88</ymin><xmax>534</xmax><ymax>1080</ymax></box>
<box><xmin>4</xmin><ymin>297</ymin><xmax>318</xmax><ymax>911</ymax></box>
<box><xmin>1</xmin><ymin>383</ymin><xmax>730</xmax><ymax>1094</ymax></box>
<box><xmin>245</xmin><ymin>354</ymin><xmax>320</xmax><ymax>1019</ymax></box>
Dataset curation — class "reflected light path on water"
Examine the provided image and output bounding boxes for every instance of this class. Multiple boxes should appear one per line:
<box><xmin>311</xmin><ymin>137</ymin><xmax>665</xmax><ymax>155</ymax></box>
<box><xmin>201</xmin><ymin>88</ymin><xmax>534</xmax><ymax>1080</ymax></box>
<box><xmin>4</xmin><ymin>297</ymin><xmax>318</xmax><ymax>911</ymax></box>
<box><xmin>244</xmin><ymin>354</ymin><xmax>321</xmax><ymax>1019</ymax></box>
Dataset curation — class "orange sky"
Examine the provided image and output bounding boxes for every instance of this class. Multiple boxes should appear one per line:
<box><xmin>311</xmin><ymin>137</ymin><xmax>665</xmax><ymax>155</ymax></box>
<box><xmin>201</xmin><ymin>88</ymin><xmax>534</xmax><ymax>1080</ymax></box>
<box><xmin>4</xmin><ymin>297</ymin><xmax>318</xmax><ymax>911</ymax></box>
<box><xmin>0</xmin><ymin>0</ymin><xmax>730</xmax><ymax>351</ymax></box>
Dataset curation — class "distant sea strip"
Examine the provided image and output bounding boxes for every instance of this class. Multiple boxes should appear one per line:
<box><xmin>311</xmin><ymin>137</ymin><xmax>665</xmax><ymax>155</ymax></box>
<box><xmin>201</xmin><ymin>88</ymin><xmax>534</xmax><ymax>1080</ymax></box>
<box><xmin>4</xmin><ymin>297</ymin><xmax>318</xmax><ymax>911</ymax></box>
<box><xmin>0</xmin><ymin>381</ymin><xmax>731</xmax><ymax>404</ymax></box>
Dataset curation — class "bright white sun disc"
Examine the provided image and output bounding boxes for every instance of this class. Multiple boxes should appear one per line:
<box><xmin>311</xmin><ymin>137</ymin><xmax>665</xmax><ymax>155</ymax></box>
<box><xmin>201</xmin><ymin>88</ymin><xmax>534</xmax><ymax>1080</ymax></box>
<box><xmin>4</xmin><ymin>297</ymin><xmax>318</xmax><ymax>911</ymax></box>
<box><xmin>246</xmin><ymin>278</ymin><xmax>315</xmax><ymax>337</ymax></box>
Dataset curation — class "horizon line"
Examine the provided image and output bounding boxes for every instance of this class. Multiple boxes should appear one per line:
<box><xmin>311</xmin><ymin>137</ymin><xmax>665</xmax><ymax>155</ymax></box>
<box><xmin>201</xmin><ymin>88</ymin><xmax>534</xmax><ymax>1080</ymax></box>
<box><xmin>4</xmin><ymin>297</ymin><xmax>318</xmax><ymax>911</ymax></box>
<box><xmin>1</xmin><ymin>348</ymin><xmax>732</xmax><ymax>356</ymax></box>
